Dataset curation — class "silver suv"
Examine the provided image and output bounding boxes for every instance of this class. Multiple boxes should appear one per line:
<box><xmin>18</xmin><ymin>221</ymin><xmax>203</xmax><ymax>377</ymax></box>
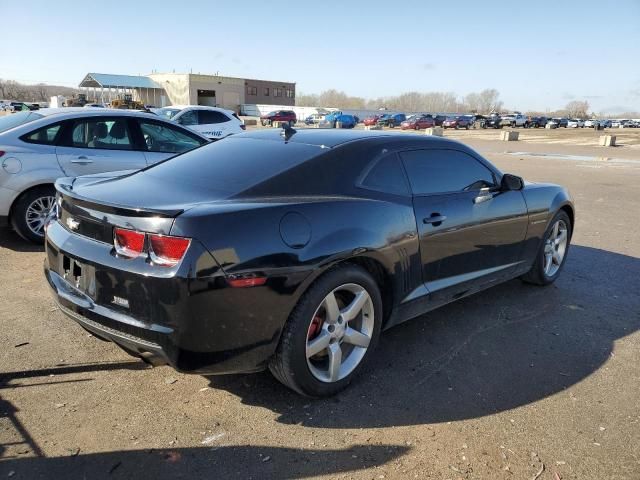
<box><xmin>0</xmin><ymin>108</ymin><xmax>209</xmax><ymax>242</ymax></box>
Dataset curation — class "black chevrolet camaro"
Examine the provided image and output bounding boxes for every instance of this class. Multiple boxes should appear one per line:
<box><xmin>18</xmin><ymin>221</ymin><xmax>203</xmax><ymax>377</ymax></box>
<box><xmin>44</xmin><ymin>129</ymin><xmax>574</xmax><ymax>397</ymax></box>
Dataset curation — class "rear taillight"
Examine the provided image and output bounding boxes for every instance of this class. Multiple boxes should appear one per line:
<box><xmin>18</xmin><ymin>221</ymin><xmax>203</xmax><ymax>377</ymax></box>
<box><xmin>0</xmin><ymin>151</ymin><xmax>5</xmax><ymax>158</ymax></box>
<box><xmin>113</xmin><ymin>228</ymin><xmax>190</xmax><ymax>266</ymax></box>
<box><xmin>114</xmin><ymin>228</ymin><xmax>146</xmax><ymax>258</ymax></box>
<box><xmin>149</xmin><ymin>234</ymin><xmax>191</xmax><ymax>266</ymax></box>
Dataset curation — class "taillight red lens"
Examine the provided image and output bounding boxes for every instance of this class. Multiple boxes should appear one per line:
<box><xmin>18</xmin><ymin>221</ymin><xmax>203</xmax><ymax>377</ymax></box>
<box><xmin>114</xmin><ymin>228</ymin><xmax>145</xmax><ymax>258</ymax></box>
<box><xmin>149</xmin><ymin>234</ymin><xmax>191</xmax><ymax>266</ymax></box>
<box><xmin>0</xmin><ymin>151</ymin><xmax>5</xmax><ymax>158</ymax></box>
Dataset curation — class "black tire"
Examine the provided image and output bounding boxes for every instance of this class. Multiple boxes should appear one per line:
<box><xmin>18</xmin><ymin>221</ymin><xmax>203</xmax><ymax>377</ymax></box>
<box><xmin>521</xmin><ymin>210</ymin><xmax>572</xmax><ymax>286</ymax></box>
<box><xmin>269</xmin><ymin>263</ymin><xmax>383</xmax><ymax>397</ymax></box>
<box><xmin>11</xmin><ymin>185</ymin><xmax>56</xmax><ymax>243</ymax></box>
<box><xmin>289</xmin><ymin>120</ymin><xmax>296</xmax><ymax>127</ymax></box>
<box><xmin>388</xmin><ymin>121</ymin><xmax>395</xmax><ymax>128</ymax></box>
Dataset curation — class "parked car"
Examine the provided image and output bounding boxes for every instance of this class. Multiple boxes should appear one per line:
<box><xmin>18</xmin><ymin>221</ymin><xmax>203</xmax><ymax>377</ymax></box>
<box><xmin>377</xmin><ymin>113</ymin><xmax>406</xmax><ymax>128</ymax></box>
<box><xmin>547</xmin><ymin>118</ymin><xmax>569</xmax><ymax>128</ymax></box>
<box><xmin>330</xmin><ymin>114</ymin><xmax>357</xmax><ymax>128</ymax></box>
<box><xmin>442</xmin><ymin>115</ymin><xmax>473</xmax><ymax>129</ymax></box>
<box><xmin>154</xmin><ymin>106</ymin><xmax>244</xmax><ymax>140</ymax></box>
<box><xmin>584</xmin><ymin>119</ymin><xmax>597</xmax><ymax>128</ymax></box>
<box><xmin>567</xmin><ymin>119</ymin><xmax>585</xmax><ymax>128</ymax></box>
<box><xmin>433</xmin><ymin>115</ymin><xmax>447</xmax><ymax>127</ymax></box>
<box><xmin>500</xmin><ymin>113</ymin><xmax>528</xmax><ymax>127</ymax></box>
<box><xmin>0</xmin><ymin>108</ymin><xmax>209</xmax><ymax>242</ymax></box>
<box><xmin>484</xmin><ymin>115</ymin><xmax>503</xmax><ymax>129</ymax></box>
<box><xmin>363</xmin><ymin>115</ymin><xmax>382</xmax><ymax>126</ymax></box>
<box><xmin>619</xmin><ymin>120</ymin><xmax>638</xmax><ymax>128</ymax></box>
<box><xmin>323</xmin><ymin>111</ymin><xmax>344</xmax><ymax>127</ymax></box>
<box><xmin>6</xmin><ymin>102</ymin><xmax>30</xmax><ymax>112</ymax></box>
<box><xmin>400</xmin><ymin>114</ymin><xmax>435</xmax><ymax>130</ymax></box>
<box><xmin>44</xmin><ymin>128</ymin><xmax>574</xmax><ymax>397</ymax></box>
<box><xmin>304</xmin><ymin>113</ymin><xmax>324</xmax><ymax>125</ymax></box>
<box><xmin>260</xmin><ymin>110</ymin><xmax>297</xmax><ymax>127</ymax></box>
<box><xmin>525</xmin><ymin>116</ymin><xmax>548</xmax><ymax>128</ymax></box>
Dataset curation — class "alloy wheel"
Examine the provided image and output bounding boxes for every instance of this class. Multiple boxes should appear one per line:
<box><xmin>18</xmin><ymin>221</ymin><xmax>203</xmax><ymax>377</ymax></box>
<box><xmin>25</xmin><ymin>195</ymin><xmax>55</xmax><ymax>237</ymax></box>
<box><xmin>543</xmin><ymin>219</ymin><xmax>568</xmax><ymax>277</ymax></box>
<box><xmin>305</xmin><ymin>283</ymin><xmax>374</xmax><ymax>383</ymax></box>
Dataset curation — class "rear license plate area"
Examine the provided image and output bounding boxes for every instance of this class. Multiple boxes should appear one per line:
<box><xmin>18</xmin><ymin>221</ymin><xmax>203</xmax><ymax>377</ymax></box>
<box><xmin>61</xmin><ymin>255</ymin><xmax>96</xmax><ymax>298</ymax></box>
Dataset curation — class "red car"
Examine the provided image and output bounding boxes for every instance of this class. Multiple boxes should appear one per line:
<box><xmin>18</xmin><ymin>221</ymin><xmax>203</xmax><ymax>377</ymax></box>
<box><xmin>260</xmin><ymin>110</ymin><xmax>297</xmax><ymax>126</ymax></box>
<box><xmin>442</xmin><ymin>115</ymin><xmax>473</xmax><ymax>129</ymax></box>
<box><xmin>363</xmin><ymin>114</ymin><xmax>382</xmax><ymax>126</ymax></box>
<box><xmin>400</xmin><ymin>114</ymin><xmax>436</xmax><ymax>130</ymax></box>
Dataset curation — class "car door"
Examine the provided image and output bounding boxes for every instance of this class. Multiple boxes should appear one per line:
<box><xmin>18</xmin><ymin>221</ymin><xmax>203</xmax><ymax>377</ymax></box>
<box><xmin>55</xmin><ymin>116</ymin><xmax>145</xmax><ymax>176</ymax></box>
<box><xmin>400</xmin><ymin>148</ymin><xmax>529</xmax><ymax>303</ymax></box>
<box><xmin>134</xmin><ymin>118</ymin><xmax>208</xmax><ymax>165</ymax></box>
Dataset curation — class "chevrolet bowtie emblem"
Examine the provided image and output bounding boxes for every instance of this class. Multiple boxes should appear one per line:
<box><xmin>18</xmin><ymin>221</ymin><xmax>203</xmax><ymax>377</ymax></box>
<box><xmin>66</xmin><ymin>217</ymin><xmax>80</xmax><ymax>230</ymax></box>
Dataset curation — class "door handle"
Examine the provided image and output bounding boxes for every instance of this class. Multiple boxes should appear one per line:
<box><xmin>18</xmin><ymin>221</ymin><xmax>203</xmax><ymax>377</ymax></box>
<box><xmin>71</xmin><ymin>156</ymin><xmax>93</xmax><ymax>164</ymax></box>
<box><xmin>423</xmin><ymin>214</ymin><xmax>447</xmax><ymax>226</ymax></box>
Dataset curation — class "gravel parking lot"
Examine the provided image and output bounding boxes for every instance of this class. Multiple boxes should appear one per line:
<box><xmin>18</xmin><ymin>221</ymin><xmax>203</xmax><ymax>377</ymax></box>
<box><xmin>1</xmin><ymin>129</ymin><xmax>639</xmax><ymax>479</ymax></box>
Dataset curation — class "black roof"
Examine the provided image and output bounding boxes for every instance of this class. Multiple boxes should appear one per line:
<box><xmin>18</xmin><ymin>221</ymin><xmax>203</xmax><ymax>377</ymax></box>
<box><xmin>235</xmin><ymin>128</ymin><xmax>459</xmax><ymax>149</ymax></box>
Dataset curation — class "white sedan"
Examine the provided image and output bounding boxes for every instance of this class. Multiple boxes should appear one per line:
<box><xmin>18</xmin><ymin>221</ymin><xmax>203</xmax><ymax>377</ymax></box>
<box><xmin>567</xmin><ymin>119</ymin><xmax>585</xmax><ymax>128</ymax></box>
<box><xmin>153</xmin><ymin>105</ymin><xmax>245</xmax><ymax>140</ymax></box>
<box><xmin>0</xmin><ymin>108</ymin><xmax>209</xmax><ymax>242</ymax></box>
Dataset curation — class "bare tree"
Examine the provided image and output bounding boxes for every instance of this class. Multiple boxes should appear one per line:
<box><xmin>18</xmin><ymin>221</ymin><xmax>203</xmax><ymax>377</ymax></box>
<box><xmin>565</xmin><ymin>100</ymin><xmax>590</xmax><ymax>118</ymax></box>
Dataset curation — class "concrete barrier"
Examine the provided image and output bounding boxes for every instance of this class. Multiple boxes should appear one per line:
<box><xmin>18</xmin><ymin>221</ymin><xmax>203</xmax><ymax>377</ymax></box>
<box><xmin>545</xmin><ymin>123</ymin><xmax>555</xmax><ymax>129</ymax></box>
<box><xmin>243</xmin><ymin>118</ymin><xmax>257</xmax><ymax>126</ymax></box>
<box><xmin>424</xmin><ymin>127</ymin><xmax>443</xmax><ymax>136</ymax></box>
<box><xmin>364</xmin><ymin>125</ymin><xmax>382</xmax><ymax>131</ymax></box>
<box><xmin>272</xmin><ymin>121</ymin><xmax>290</xmax><ymax>128</ymax></box>
<box><xmin>501</xmin><ymin>130</ymin><xmax>519</xmax><ymax>141</ymax></box>
<box><xmin>599</xmin><ymin>135</ymin><xmax>616</xmax><ymax>147</ymax></box>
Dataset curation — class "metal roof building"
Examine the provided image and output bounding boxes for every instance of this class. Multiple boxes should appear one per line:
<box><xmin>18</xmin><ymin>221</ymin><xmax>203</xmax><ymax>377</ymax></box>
<box><xmin>78</xmin><ymin>72</ymin><xmax>295</xmax><ymax>112</ymax></box>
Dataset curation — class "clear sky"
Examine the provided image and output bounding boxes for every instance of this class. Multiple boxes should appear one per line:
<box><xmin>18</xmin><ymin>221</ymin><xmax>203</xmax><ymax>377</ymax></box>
<box><xmin>2</xmin><ymin>0</ymin><xmax>639</xmax><ymax>113</ymax></box>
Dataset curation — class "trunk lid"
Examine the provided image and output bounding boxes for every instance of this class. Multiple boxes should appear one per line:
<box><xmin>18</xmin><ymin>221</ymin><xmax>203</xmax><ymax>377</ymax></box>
<box><xmin>55</xmin><ymin>170</ymin><xmax>227</xmax><ymax>243</ymax></box>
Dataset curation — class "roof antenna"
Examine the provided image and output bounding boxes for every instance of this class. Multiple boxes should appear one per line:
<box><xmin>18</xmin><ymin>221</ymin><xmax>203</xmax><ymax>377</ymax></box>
<box><xmin>280</xmin><ymin>123</ymin><xmax>296</xmax><ymax>141</ymax></box>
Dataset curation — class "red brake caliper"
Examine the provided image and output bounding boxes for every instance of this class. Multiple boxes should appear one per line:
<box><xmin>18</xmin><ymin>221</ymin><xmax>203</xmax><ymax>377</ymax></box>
<box><xmin>307</xmin><ymin>315</ymin><xmax>324</xmax><ymax>340</ymax></box>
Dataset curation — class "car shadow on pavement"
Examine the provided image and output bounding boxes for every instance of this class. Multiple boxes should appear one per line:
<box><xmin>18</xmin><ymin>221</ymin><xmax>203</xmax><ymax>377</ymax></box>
<box><xmin>207</xmin><ymin>244</ymin><xmax>640</xmax><ymax>428</ymax></box>
<box><xmin>0</xmin><ymin>444</ymin><xmax>409</xmax><ymax>479</ymax></box>
<box><xmin>0</xmin><ymin>227</ymin><xmax>43</xmax><ymax>253</ymax></box>
<box><xmin>0</xmin><ymin>360</ymin><xmax>151</xmax><ymax>388</ymax></box>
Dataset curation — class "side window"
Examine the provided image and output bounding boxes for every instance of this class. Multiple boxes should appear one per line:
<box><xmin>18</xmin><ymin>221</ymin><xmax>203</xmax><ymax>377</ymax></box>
<box><xmin>70</xmin><ymin>119</ymin><xmax>132</xmax><ymax>150</ymax></box>
<box><xmin>22</xmin><ymin>123</ymin><xmax>62</xmax><ymax>145</ymax></box>
<box><xmin>359</xmin><ymin>154</ymin><xmax>409</xmax><ymax>196</ymax></box>
<box><xmin>138</xmin><ymin>120</ymin><xmax>204</xmax><ymax>154</ymax></box>
<box><xmin>198</xmin><ymin>110</ymin><xmax>230</xmax><ymax>125</ymax></box>
<box><xmin>400</xmin><ymin>149</ymin><xmax>495</xmax><ymax>195</ymax></box>
<box><xmin>177</xmin><ymin>110</ymin><xmax>198</xmax><ymax>126</ymax></box>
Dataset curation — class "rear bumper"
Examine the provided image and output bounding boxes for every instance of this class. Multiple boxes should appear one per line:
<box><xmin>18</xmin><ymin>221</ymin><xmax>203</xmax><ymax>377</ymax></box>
<box><xmin>44</xmin><ymin>220</ymin><xmax>292</xmax><ymax>375</ymax></box>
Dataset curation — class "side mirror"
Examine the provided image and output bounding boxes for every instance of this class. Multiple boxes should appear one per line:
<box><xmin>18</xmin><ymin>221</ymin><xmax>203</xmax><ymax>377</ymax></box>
<box><xmin>501</xmin><ymin>173</ymin><xmax>524</xmax><ymax>191</ymax></box>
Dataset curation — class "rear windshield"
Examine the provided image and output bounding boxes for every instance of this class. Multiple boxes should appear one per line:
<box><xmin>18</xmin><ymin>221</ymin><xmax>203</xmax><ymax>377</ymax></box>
<box><xmin>142</xmin><ymin>137</ymin><xmax>325</xmax><ymax>196</ymax></box>
<box><xmin>0</xmin><ymin>111</ymin><xmax>43</xmax><ymax>134</ymax></box>
<box><xmin>154</xmin><ymin>108</ymin><xmax>181</xmax><ymax>120</ymax></box>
